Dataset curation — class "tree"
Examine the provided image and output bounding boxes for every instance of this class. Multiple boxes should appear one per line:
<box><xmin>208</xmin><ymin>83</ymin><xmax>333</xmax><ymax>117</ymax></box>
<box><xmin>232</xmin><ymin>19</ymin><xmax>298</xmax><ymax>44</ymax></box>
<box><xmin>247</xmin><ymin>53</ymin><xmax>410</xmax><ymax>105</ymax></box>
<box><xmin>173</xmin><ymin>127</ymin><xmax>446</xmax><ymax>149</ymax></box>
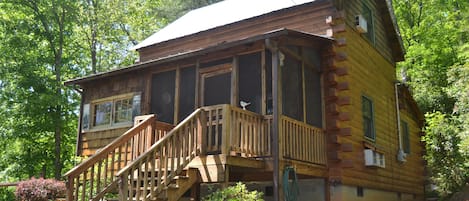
<box><xmin>0</xmin><ymin>0</ymin><xmax>80</xmax><ymax>180</ymax></box>
<box><xmin>394</xmin><ymin>0</ymin><xmax>469</xmax><ymax>198</ymax></box>
<box><xmin>0</xmin><ymin>0</ymin><xmax>223</xmax><ymax>184</ymax></box>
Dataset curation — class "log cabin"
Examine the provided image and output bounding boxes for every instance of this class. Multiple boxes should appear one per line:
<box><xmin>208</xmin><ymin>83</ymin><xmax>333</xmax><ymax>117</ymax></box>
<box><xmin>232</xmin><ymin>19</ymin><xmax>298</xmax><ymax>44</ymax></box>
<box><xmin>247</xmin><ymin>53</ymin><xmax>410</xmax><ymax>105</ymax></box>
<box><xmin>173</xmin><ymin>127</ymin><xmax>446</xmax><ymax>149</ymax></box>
<box><xmin>64</xmin><ymin>0</ymin><xmax>426</xmax><ymax>200</ymax></box>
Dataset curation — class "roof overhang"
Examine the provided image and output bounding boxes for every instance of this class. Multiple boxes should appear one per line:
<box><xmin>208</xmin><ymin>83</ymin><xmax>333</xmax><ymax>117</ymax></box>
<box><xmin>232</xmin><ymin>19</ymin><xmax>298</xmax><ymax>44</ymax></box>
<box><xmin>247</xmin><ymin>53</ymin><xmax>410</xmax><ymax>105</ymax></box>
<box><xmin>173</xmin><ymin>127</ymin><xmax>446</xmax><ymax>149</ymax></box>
<box><xmin>381</xmin><ymin>0</ymin><xmax>405</xmax><ymax>61</ymax></box>
<box><xmin>65</xmin><ymin>28</ymin><xmax>333</xmax><ymax>86</ymax></box>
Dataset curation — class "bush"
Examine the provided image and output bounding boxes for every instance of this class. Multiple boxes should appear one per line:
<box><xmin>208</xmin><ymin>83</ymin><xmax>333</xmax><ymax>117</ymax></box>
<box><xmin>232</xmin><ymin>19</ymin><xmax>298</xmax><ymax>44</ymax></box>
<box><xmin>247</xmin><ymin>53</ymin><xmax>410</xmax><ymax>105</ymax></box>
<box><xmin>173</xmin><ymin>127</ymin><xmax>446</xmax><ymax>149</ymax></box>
<box><xmin>15</xmin><ymin>178</ymin><xmax>66</xmax><ymax>201</ymax></box>
<box><xmin>203</xmin><ymin>182</ymin><xmax>264</xmax><ymax>201</ymax></box>
<box><xmin>0</xmin><ymin>187</ymin><xmax>15</xmax><ymax>201</ymax></box>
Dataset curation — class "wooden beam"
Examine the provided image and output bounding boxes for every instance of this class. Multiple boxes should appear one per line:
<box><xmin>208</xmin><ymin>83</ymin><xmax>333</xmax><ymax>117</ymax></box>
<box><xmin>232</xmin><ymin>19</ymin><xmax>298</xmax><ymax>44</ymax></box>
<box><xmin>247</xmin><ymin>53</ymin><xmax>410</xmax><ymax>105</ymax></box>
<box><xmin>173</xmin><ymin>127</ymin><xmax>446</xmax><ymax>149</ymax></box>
<box><xmin>261</xmin><ymin>49</ymin><xmax>267</xmax><ymax>115</ymax></box>
<box><xmin>266</xmin><ymin>38</ymin><xmax>282</xmax><ymax>201</ymax></box>
<box><xmin>231</xmin><ymin>56</ymin><xmax>239</xmax><ymax>106</ymax></box>
<box><xmin>195</xmin><ymin>60</ymin><xmax>200</xmax><ymax>108</ymax></box>
<box><xmin>174</xmin><ymin>66</ymin><xmax>181</xmax><ymax>123</ymax></box>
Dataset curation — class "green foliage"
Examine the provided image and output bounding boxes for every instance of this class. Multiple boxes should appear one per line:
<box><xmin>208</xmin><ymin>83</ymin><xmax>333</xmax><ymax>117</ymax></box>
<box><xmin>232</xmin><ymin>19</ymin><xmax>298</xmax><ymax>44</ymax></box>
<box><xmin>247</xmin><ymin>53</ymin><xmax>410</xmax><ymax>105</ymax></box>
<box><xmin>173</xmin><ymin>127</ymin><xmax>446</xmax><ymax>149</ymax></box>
<box><xmin>203</xmin><ymin>183</ymin><xmax>264</xmax><ymax>201</ymax></box>
<box><xmin>423</xmin><ymin>112</ymin><xmax>468</xmax><ymax>197</ymax></box>
<box><xmin>394</xmin><ymin>0</ymin><xmax>469</xmax><ymax>198</ymax></box>
<box><xmin>0</xmin><ymin>187</ymin><xmax>15</xmax><ymax>201</ymax></box>
<box><xmin>0</xmin><ymin>0</ymin><xmax>223</xmax><ymax>184</ymax></box>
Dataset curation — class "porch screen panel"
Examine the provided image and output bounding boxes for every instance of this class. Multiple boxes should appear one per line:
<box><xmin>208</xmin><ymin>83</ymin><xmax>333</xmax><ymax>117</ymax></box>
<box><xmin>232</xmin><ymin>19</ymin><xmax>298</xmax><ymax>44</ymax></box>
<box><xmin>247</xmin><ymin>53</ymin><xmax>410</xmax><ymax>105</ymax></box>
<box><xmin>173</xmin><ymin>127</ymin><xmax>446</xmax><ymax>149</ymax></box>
<box><xmin>178</xmin><ymin>66</ymin><xmax>196</xmax><ymax>122</ymax></box>
<box><xmin>204</xmin><ymin>73</ymin><xmax>231</xmax><ymax>106</ymax></box>
<box><xmin>305</xmin><ymin>66</ymin><xmax>322</xmax><ymax>127</ymax></box>
<box><xmin>304</xmin><ymin>48</ymin><xmax>322</xmax><ymax>127</ymax></box>
<box><xmin>239</xmin><ymin>52</ymin><xmax>262</xmax><ymax>113</ymax></box>
<box><xmin>151</xmin><ymin>70</ymin><xmax>176</xmax><ymax>124</ymax></box>
<box><xmin>282</xmin><ymin>55</ymin><xmax>303</xmax><ymax>121</ymax></box>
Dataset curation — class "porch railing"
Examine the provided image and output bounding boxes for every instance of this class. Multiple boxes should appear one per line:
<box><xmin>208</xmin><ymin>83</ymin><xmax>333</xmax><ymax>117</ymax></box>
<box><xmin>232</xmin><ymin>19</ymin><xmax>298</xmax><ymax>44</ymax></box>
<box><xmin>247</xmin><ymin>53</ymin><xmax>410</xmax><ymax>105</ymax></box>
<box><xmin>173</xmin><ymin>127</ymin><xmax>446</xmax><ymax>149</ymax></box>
<box><xmin>64</xmin><ymin>115</ymin><xmax>173</xmax><ymax>201</ymax></box>
<box><xmin>202</xmin><ymin>105</ymin><xmax>272</xmax><ymax>156</ymax></box>
<box><xmin>116</xmin><ymin>108</ymin><xmax>205</xmax><ymax>201</ymax></box>
<box><xmin>280</xmin><ymin>115</ymin><xmax>327</xmax><ymax>165</ymax></box>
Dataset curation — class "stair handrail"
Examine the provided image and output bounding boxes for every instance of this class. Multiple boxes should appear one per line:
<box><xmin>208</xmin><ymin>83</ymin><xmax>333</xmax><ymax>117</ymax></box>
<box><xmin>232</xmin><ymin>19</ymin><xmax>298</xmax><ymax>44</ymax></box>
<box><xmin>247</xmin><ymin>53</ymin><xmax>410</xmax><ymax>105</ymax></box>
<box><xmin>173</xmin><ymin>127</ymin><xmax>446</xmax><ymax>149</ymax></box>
<box><xmin>64</xmin><ymin>114</ymin><xmax>166</xmax><ymax>201</ymax></box>
<box><xmin>116</xmin><ymin>108</ymin><xmax>205</xmax><ymax>201</ymax></box>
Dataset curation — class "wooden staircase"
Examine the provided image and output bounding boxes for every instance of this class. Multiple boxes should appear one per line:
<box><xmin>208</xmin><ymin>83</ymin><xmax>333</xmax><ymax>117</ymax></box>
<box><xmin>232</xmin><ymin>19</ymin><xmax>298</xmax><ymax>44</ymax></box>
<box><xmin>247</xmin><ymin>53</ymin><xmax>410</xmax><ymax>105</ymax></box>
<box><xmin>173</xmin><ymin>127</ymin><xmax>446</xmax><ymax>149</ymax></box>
<box><xmin>65</xmin><ymin>104</ymin><xmax>275</xmax><ymax>201</ymax></box>
<box><xmin>64</xmin><ymin>109</ymin><xmax>206</xmax><ymax>201</ymax></box>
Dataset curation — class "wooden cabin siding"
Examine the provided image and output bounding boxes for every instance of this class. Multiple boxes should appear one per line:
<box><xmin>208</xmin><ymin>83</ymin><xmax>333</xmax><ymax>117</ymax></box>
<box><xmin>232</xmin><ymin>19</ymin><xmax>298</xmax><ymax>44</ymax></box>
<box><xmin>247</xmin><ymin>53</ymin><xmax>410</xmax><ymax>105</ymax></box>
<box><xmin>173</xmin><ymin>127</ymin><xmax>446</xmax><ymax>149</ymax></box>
<box><xmin>137</xmin><ymin>1</ymin><xmax>335</xmax><ymax>62</ymax></box>
<box><xmin>331</xmin><ymin>24</ymin><xmax>424</xmax><ymax>196</ymax></box>
<box><xmin>342</xmin><ymin>0</ymin><xmax>395</xmax><ymax>64</ymax></box>
<box><xmin>79</xmin><ymin>71</ymin><xmax>147</xmax><ymax>156</ymax></box>
<box><xmin>82</xmin><ymin>71</ymin><xmax>146</xmax><ymax>103</ymax></box>
<box><xmin>81</xmin><ymin>127</ymin><xmax>130</xmax><ymax>157</ymax></box>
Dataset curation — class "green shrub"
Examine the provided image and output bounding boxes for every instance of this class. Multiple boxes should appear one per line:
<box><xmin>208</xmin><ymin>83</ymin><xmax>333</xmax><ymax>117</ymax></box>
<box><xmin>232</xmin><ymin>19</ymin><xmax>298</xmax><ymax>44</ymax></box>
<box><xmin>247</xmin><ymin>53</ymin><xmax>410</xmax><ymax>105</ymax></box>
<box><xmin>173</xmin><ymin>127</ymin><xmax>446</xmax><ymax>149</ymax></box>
<box><xmin>0</xmin><ymin>187</ymin><xmax>15</xmax><ymax>201</ymax></box>
<box><xmin>203</xmin><ymin>182</ymin><xmax>264</xmax><ymax>201</ymax></box>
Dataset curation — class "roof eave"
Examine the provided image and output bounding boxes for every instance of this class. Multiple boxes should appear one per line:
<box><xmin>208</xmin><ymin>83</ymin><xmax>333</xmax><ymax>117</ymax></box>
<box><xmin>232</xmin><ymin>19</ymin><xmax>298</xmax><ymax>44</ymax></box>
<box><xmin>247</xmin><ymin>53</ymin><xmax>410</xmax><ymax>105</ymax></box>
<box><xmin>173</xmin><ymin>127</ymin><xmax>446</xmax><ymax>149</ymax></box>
<box><xmin>65</xmin><ymin>28</ymin><xmax>333</xmax><ymax>86</ymax></box>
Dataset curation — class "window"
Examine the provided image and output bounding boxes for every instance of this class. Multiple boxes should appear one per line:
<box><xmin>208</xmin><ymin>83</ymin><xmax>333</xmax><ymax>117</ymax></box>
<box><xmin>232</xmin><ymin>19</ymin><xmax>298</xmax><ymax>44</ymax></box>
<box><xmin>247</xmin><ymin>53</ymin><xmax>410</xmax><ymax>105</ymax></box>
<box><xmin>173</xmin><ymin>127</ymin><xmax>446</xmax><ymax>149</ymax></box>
<box><xmin>362</xmin><ymin>1</ymin><xmax>375</xmax><ymax>44</ymax></box>
<box><xmin>401</xmin><ymin>120</ymin><xmax>410</xmax><ymax>154</ymax></box>
<box><xmin>362</xmin><ymin>96</ymin><xmax>375</xmax><ymax>140</ymax></box>
<box><xmin>83</xmin><ymin>93</ymin><xmax>141</xmax><ymax>130</ymax></box>
<box><xmin>113</xmin><ymin>98</ymin><xmax>133</xmax><ymax>124</ymax></box>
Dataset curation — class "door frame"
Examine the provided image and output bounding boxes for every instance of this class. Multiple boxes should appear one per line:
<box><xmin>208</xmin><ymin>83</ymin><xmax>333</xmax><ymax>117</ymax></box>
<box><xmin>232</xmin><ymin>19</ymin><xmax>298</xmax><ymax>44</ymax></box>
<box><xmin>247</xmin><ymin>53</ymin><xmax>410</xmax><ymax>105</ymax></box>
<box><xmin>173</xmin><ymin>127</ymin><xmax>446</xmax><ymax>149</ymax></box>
<box><xmin>199</xmin><ymin>63</ymin><xmax>233</xmax><ymax>106</ymax></box>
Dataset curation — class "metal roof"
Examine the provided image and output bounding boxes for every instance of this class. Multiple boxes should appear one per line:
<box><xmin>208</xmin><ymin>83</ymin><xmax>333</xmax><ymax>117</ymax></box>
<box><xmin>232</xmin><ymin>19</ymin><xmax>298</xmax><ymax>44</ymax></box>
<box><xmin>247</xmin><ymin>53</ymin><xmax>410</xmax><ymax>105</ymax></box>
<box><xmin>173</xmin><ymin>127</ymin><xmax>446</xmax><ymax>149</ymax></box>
<box><xmin>67</xmin><ymin>28</ymin><xmax>332</xmax><ymax>85</ymax></box>
<box><xmin>132</xmin><ymin>0</ymin><xmax>317</xmax><ymax>50</ymax></box>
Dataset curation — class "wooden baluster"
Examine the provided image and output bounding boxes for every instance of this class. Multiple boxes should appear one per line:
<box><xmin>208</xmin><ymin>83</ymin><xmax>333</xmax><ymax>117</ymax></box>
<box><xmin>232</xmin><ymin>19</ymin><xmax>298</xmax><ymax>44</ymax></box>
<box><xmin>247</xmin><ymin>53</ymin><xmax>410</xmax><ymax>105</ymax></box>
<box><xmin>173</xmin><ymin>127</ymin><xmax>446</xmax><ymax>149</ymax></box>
<box><xmin>128</xmin><ymin>167</ymin><xmax>135</xmax><ymax>201</ymax></box>
<box><xmin>81</xmin><ymin>171</ymin><xmax>87</xmax><ymax>201</ymax></box>
<box><xmin>143</xmin><ymin>157</ymin><xmax>149</xmax><ymax>201</ymax></box>
<box><xmin>74</xmin><ymin>177</ymin><xmax>79</xmax><ymax>201</ymax></box>
<box><xmin>111</xmin><ymin>151</ymin><xmax>115</xmax><ymax>180</ymax></box>
<box><xmin>150</xmin><ymin>150</ymin><xmax>156</xmax><ymax>198</ymax></box>
<box><xmin>157</xmin><ymin>146</ymin><xmax>163</xmax><ymax>192</ymax></box>
<box><xmin>208</xmin><ymin>109</ymin><xmax>213</xmax><ymax>152</ymax></box>
<box><xmin>89</xmin><ymin>164</ymin><xmax>95</xmax><ymax>199</ymax></box>
<box><xmin>164</xmin><ymin>143</ymin><xmax>169</xmax><ymax>186</ymax></box>
<box><xmin>96</xmin><ymin>161</ymin><xmax>102</xmax><ymax>195</ymax></box>
<box><xmin>135</xmin><ymin>162</ymin><xmax>141</xmax><ymax>201</ymax></box>
<box><xmin>176</xmin><ymin>131</ymin><xmax>180</xmax><ymax>174</ymax></box>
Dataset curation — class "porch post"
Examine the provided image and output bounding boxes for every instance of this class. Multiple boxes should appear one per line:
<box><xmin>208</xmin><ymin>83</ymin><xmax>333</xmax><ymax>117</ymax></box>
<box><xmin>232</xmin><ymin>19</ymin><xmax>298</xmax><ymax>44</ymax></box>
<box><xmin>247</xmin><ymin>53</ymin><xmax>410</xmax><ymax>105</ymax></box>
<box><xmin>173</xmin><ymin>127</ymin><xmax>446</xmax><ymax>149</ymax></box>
<box><xmin>266</xmin><ymin>39</ymin><xmax>282</xmax><ymax>201</ymax></box>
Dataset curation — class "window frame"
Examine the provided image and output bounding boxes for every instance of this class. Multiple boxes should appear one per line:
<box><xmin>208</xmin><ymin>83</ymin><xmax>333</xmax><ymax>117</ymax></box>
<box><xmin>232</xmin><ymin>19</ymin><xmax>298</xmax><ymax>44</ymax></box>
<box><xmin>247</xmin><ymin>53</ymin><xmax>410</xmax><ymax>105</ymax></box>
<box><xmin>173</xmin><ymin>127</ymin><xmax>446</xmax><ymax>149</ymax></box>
<box><xmin>362</xmin><ymin>95</ymin><xmax>376</xmax><ymax>141</ymax></box>
<box><xmin>401</xmin><ymin>120</ymin><xmax>410</xmax><ymax>154</ymax></box>
<box><xmin>362</xmin><ymin>1</ymin><xmax>375</xmax><ymax>45</ymax></box>
<box><xmin>88</xmin><ymin>92</ymin><xmax>140</xmax><ymax>131</ymax></box>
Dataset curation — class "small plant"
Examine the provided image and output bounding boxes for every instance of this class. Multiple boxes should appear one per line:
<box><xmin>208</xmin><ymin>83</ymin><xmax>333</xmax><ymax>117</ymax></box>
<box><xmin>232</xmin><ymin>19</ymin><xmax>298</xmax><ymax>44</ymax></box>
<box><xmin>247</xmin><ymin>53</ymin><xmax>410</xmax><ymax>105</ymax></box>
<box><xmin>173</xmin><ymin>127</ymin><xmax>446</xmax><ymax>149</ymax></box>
<box><xmin>15</xmin><ymin>178</ymin><xmax>66</xmax><ymax>201</ymax></box>
<box><xmin>203</xmin><ymin>182</ymin><xmax>264</xmax><ymax>201</ymax></box>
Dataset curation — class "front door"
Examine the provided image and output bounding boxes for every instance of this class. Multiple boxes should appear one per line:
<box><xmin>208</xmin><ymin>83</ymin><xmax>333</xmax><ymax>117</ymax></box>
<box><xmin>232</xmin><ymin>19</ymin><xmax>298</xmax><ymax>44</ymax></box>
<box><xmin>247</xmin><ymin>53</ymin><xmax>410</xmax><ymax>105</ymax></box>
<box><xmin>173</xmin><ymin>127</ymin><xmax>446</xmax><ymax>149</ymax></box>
<box><xmin>200</xmin><ymin>65</ymin><xmax>232</xmax><ymax>106</ymax></box>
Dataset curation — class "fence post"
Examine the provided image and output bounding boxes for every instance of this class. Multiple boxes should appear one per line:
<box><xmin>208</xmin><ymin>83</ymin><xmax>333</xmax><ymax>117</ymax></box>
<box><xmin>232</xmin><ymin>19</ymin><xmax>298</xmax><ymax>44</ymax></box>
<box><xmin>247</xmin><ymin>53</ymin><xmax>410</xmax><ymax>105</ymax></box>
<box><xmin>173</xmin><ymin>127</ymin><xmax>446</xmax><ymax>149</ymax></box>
<box><xmin>197</xmin><ymin>110</ymin><xmax>207</xmax><ymax>155</ymax></box>
<box><xmin>66</xmin><ymin>178</ymin><xmax>74</xmax><ymax>201</ymax></box>
<box><xmin>118</xmin><ymin>175</ymin><xmax>128</xmax><ymax>201</ymax></box>
<box><xmin>221</xmin><ymin>105</ymin><xmax>231</xmax><ymax>155</ymax></box>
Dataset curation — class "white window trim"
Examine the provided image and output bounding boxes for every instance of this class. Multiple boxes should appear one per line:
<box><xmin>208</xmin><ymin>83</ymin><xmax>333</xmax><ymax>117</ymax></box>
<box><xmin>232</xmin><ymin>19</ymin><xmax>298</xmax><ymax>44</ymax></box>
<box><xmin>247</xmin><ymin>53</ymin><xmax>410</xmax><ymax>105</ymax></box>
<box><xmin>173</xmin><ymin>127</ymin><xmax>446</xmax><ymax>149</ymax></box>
<box><xmin>84</xmin><ymin>92</ymin><xmax>141</xmax><ymax>132</ymax></box>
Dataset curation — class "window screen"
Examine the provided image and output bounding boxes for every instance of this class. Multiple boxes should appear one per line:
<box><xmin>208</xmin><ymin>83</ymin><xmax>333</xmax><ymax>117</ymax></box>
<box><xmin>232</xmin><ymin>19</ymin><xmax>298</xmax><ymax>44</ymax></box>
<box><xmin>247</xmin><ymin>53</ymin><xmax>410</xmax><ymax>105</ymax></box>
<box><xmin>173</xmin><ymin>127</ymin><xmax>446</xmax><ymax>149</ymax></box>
<box><xmin>305</xmin><ymin>66</ymin><xmax>322</xmax><ymax>127</ymax></box>
<box><xmin>178</xmin><ymin>66</ymin><xmax>196</xmax><ymax>121</ymax></box>
<box><xmin>239</xmin><ymin>52</ymin><xmax>262</xmax><ymax>113</ymax></box>
<box><xmin>282</xmin><ymin>55</ymin><xmax>303</xmax><ymax>121</ymax></box>
<box><xmin>151</xmin><ymin>70</ymin><xmax>176</xmax><ymax>124</ymax></box>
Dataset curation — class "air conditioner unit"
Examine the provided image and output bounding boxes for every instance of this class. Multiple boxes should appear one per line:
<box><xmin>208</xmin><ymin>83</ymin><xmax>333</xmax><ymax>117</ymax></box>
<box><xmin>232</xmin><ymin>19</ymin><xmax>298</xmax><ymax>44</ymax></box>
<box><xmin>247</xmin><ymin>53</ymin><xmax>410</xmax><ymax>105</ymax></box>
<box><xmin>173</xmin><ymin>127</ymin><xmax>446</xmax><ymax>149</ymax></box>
<box><xmin>355</xmin><ymin>15</ymin><xmax>368</xmax><ymax>33</ymax></box>
<box><xmin>364</xmin><ymin>149</ymin><xmax>385</xmax><ymax>168</ymax></box>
